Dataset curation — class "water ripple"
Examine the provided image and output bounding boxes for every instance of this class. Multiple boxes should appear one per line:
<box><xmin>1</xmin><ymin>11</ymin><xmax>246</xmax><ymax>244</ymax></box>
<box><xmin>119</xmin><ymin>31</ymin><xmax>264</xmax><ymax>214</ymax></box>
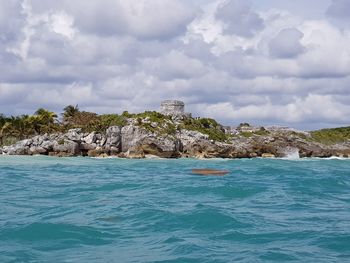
<box><xmin>0</xmin><ymin>156</ymin><xmax>350</xmax><ymax>262</ymax></box>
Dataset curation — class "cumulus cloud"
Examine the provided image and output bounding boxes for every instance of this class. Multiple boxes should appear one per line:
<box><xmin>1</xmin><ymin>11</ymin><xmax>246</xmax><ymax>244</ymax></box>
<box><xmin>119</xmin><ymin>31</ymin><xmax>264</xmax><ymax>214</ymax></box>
<box><xmin>269</xmin><ymin>28</ymin><xmax>305</xmax><ymax>58</ymax></box>
<box><xmin>216</xmin><ymin>0</ymin><xmax>264</xmax><ymax>37</ymax></box>
<box><xmin>141</xmin><ymin>50</ymin><xmax>208</xmax><ymax>80</ymax></box>
<box><xmin>29</xmin><ymin>0</ymin><xmax>196</xmax><ymax>39</ymax></box>
<box><xmin>326</xmin><ymin>0</ymin><xmax>350</xmax><ymax>20</ymax></box>
<box><xmin>1</xmin><ymin>0</ymin><xmax>350</xmax><ymax>129</ymax></box>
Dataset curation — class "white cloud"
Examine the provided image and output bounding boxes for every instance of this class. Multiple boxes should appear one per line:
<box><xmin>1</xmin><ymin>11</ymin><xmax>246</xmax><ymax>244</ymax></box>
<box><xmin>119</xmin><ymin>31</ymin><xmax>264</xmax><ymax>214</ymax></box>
<box><xmin>49</xmin><ymin>11</ymin><xmax>76</xmax><ymax>40</ymax></box>
<box><xmin>326</xmin><ymin>0</ymin><xmax>350</xmax><ymax>21</ymax></box>
<box><xmin>269</xmin><ymin>28</ymin><xmax>305</xmax><ymax>58</ymax></box>
<box><xmin>141</xmin><ymin>50</ymin><xmax>208</xmax><ymax>80</ymax></box>
<box><xmin>216</xmin><ymin>0</ymin><xmax>264</xmax><ymax>37</ymax></box>
<box><xmin>1</xmin><ymin>0</ymin><xmax>350</xmax><ymax>129</ymax></box>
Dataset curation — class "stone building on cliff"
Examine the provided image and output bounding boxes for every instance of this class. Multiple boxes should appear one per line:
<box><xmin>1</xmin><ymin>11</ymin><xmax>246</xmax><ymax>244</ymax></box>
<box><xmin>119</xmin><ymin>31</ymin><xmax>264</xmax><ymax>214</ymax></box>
<box><xmin>161</xmin><ymin>100</ymin><xmax>191</xmax><ymax>117</ymax></box>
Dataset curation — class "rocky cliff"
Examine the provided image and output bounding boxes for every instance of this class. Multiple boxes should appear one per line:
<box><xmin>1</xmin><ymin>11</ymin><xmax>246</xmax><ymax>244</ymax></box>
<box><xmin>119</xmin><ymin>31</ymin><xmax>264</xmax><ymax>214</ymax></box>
<box><xmin>1</xmin><ymin>119</ymin><xmax>349</xmax><ymax>159</ymax></box>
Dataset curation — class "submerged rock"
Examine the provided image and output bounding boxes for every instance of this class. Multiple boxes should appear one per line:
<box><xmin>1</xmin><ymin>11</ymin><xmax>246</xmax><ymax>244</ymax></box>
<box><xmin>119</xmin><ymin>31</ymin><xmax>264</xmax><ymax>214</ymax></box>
<box><xmin>191</xmin><ymin>169</ymin><xmax>229</xmax><ymax>176</ymax></box>
<box><xmin>261</xmin><ymin>153</ymin><xmax>276</xmax><ymax>158</ymax></box>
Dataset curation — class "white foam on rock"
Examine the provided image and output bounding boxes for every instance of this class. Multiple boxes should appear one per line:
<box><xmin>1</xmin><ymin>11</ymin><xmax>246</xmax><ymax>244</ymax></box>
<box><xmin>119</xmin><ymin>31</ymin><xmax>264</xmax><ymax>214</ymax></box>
<box><xmin>284</xmin><ymin>148</ymin><xmax>300</xmax><ymax>160</ymax></box>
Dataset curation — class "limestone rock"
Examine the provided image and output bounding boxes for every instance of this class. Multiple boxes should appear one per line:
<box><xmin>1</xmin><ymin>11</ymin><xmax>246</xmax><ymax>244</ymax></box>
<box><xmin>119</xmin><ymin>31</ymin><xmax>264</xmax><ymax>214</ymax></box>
<box><xmin>87</xmin><ymin>149</ymin><xmax>108</xmax><ymax>157</ymax></box>
<box><xmin>105</xmin><ymin>126</ymin><xmax>122</xmax><ymax>154</ymax></box>
<box><xmin>83</xmin><ymin>132</ymin><xmax>96</xmax><ymax>144</ymax></box>
<box><xmin>41</xmin><ymin>140</ymin><xmax>55</xmax><ymax>151</ymax></box>
<box><xmin>2</xmin><ymin>145</ymin><xmax>29</xmax><ymax>155</ymax></box>
<box><xmin>137</xmin><ymin>137</ymin><xmax>181</xmax><ymax>158</ymax></box>
<box><xmin>176</xmin><ymin>129</ymin><xmax>209</xmax><ymax>146</ymax></box>
<box><xmin>125</xmin><ymin>146</ymin><xmax>145</xmax><ymax>159</ymax></box>
<box><xmin>66</xmin><ymin>128</ymin><xmax>82</xmax><ymax>142</ymax></box>
<box><xmin>29</xmin><ymin>146</ymin><xmax>47</xmax><ymax>155</ymax></box>
<box><xmin>53</xmin><ymin>140</ymin><xmax>80</xmax><ymax>156</ymax></box>
<box><xmin>261</xmin><ymin>153</ymin><xmax>276</xmax><ymax>158</ymax></box>
<box><xmin>121</xmin><ymin>125</ymin><xmax>151</xmax><ymax>152</ymax></box>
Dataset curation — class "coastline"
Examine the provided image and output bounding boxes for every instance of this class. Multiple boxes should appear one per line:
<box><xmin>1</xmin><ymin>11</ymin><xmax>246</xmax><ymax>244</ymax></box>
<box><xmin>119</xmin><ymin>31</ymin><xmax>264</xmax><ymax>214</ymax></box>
<box><xmin>1</xmin><ymin>114</ymin><xmax>350</xmax><ymax>160</ymax></box>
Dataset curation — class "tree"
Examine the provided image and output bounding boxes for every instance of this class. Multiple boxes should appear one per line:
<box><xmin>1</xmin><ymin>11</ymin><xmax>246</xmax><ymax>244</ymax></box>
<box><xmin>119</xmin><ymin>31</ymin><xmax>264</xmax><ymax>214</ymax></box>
<box><xmin>0</xmin><ymin>114</ymin><xmax>6</xmax><ymax>127</ymax></box>
<box><xmin>6</xmin><ymin>115</ymin><xmax>30</xmax><ymax>140</ymax></box>
<box><xmin>0</xmin><ymin>122</ymin><xmax>11</xmax><ymax>145</ymax></box>
<box><xmin>63</xmin><ymin>105</ymin><xmax>80</xmax><ymax>122</ymax></box>
<box><xmin>32</xmin><ymin>108</ymin><xmax>58</xmax><ymax>134</ymax></box>
<box><xmin>35</xmin><ymin>108</ymin><xmax>57</xmax><ymax>124</ymax></box>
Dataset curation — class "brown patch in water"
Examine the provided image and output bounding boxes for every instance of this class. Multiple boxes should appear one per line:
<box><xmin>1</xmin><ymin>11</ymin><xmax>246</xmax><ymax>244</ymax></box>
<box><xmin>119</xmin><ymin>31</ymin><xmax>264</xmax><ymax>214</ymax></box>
<box><xmin>191</xmin><ymin>169</ymin><xmax>229</xmax><ymax>176</ymax></box>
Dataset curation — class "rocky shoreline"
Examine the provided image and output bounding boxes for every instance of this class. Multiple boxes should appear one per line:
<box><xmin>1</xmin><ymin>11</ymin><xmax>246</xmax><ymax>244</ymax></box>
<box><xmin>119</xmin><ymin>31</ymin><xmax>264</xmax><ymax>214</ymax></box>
<box><xmin>1</xmin><ymin>124</ymin><xmax>349</xmax><ymax>159</ymax></box>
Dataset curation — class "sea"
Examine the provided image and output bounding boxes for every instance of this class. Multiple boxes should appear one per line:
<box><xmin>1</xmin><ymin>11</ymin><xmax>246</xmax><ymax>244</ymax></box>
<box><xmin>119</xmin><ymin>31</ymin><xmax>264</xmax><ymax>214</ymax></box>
<box><xmin>0</xmin><ymin>156</ymin><xmax>349</xmax><ymax>262</ymax></box>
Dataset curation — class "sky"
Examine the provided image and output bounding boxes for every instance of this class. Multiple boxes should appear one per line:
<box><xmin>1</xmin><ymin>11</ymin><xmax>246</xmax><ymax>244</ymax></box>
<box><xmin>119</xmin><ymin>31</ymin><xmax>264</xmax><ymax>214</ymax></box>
<box><xmin>0</xmin><ymin>0</ymin><xmax>350</xmax><ymax>130</ymax></box>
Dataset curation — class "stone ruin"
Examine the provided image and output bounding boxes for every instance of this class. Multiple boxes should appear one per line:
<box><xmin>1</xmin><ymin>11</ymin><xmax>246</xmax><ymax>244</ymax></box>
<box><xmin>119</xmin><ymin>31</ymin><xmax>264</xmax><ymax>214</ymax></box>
<box><xmin>161</xmin><ymin>100</ymin><xmax>190</xmax><ymax>117</ymax></box>
<box><xmin>161</xmin><ymin>100</ymin><xmax>191</xmax><ymax>117</ymax></box>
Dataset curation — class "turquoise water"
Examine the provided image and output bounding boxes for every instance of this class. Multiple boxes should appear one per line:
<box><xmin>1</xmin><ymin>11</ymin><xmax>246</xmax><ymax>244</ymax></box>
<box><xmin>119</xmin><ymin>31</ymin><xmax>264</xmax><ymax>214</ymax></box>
<box><xmin>0</xmin><ymin>156</ymin><xmax>349</xmax><ymax>262</ymax></box>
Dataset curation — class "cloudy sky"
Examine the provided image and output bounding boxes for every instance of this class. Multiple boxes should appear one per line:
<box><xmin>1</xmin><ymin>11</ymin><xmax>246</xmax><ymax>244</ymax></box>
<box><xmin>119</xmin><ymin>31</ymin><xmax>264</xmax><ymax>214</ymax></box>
<box><xmin>1</xmin><ymin>0</ymin><xmax>350</xmax><ymax>130</ymax></box>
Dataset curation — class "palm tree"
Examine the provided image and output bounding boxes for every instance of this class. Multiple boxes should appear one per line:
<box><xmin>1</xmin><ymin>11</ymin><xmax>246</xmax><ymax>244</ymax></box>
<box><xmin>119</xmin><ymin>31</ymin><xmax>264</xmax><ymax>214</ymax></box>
<box><xmin>0</xmin><ymin>114</ymin><xmax>6</xmax><ymax>126</ymax></box>
<box><xmin>62</xmin><ymin>105</ymin><xmax>80</xmax><ymax>122</ymax></box>
<box><xmin>6</xmin><ymin>115</ymin><xmax>29</xmax><ymax>140</ymax></box>
<box><xmin>0</xmin><ymin>122</ymin><xmax>11</xmax><ymax>145</ymax></box>
<box><xmin>35</xmin><ymin>108</ymin><xmax>57</xmax><ymax>123</ymax></box>
<box><xmin>33</xmin><ymin>108</ymin><xmax>58</xmax><ymax>134</ymax></box>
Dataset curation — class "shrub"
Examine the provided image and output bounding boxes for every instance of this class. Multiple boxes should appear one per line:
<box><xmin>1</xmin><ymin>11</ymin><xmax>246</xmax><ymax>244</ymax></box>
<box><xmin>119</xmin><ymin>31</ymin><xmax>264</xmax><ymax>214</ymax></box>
<box><xmin>310</xmin><ymin>126</ymin><xmax>350</xmax><ymax>145</ymax></box>
<box><xmin>180</xmin><ymin>117</ymin><xmax>229</xmax><ymax>142</ymax></box>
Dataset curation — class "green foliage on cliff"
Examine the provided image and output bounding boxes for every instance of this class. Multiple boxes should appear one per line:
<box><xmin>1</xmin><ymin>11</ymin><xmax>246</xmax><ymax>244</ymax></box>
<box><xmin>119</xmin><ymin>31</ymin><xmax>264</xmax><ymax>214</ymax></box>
<box><xmin>310</xmin><ymin>126</ymin><xmax>350</xmax><ymax>145</ymax></box>
<box><xmin>254</xmin><ymin>128</ymin><xmax>270</xmax><ymax>136</ymax></box>
<box><xmin>128</xmin><ymin>111</ymin><xmax>176</xmax><ymax>136</ymax></box>
<box><xmin>0</xmin><ymin>110</ymin><xmax>59</xmax><ymax>146</ymax></box>
<box><xmin>123</xmin><ymin>111</ymin><xmax>171</xmax><ymax>122</ymax></box>
<box><xmin>0</xmin><ymin>108</ymin><xmax>129</xmax><ymax>145</ymax></box>
<box><xmin>240</xmin><ymin>132</ymin><xmax>254</xmax><ymax>138</ymax></box>
<box><xmin>4</xmin><ymin>106</ymin><xmax>348</xmax><ymax>147</ymax></box>
<box><xmin>98</xmin><ymin>114</ymin><xmax>128</xmax><ymax>129</ymax></box>
<box><xmin>180</xmin><ymin>117</ymin><xmax>229</xmax><ymax>142</ymax></box>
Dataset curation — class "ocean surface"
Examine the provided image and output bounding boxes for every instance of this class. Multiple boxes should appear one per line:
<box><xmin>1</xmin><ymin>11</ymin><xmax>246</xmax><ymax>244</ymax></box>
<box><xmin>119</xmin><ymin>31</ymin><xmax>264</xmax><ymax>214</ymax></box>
<box><xmin>0</xmin><ymin>156</ymin><xmax>349</xmax><ymax>262</ymax></box>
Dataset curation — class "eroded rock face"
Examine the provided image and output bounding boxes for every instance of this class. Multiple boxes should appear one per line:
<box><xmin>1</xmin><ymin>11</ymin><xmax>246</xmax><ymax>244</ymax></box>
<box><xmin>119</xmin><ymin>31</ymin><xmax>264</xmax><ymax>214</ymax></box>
<box><xmin>176</xmin><ymin>129</ymin><xmax>209</xmax><ymax>146</ymax></box>
<box><xmin>121</xmin><ymin>125</ymin><xmax>150</xmax><ymax>152</ymax></box>
<box><xmin>53</xmin><ymin>140</ymin><xmax>81</xmax><ymax>157</ymax></box>
<box><xmin>66</xmin><ymin>129</ymin><xmax>82</xmax><ymax>142</ymax></box>
<box><xmin>29</xmin><ymin>146</ymin><xmax>47</xmax><ymax>155</ymax></box>
<box><xmin>105</xmin><ymin>126</ymin><xmax>122</xmax><ymax>154</ymax></box>
<box><xmin>135</xmin><ymin>137</ymin><xmax>182</xmax><ymax>158</ymax></box>
<box><xmin>83</xmin><ymin>132</ymin><xmax>96</xmax><ymax>145</ymax></box>
<box><xmin>2</xmin><ymin>145</ymin><xmax>29</xmax><ymax>155</ymax></box>
<box><xmin>1</xmin><ymin>124</ymin><xmax>349</xmax><ymax>159</ymax></box>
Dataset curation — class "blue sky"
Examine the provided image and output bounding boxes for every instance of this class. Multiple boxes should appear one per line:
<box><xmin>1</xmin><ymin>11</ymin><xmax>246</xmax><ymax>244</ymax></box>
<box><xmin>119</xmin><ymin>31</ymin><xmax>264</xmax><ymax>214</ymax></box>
<box><xmin>0</xmin><ymin>0</ymin><xmax>350</xmax><ymax>130</ymax></box>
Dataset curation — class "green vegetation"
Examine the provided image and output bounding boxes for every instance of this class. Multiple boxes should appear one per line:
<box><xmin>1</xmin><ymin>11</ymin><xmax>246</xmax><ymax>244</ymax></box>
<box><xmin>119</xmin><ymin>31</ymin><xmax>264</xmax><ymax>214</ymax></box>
<box><xmin>0</xmin><ymin>107</ymin><xmax>232</xmax><ymax>145</ymax></box>
<box><xmin>180</xmin><ymin>117</ymin><xmax>229</xmax><ymax>142</ymax></box>
<box><xmin>310</xmin><ymin>126</ymin><xmax>350</xmax><ymax>145</ymax></box>
<box><xmin>240</xmin><ymin>132</ymin><xmax>254</xmax><ymax>138</ymax></box>
<box><xmin>122</xmin><ymin>111</ymin><xmax>176</xmax><ymax>136</ymax></box>
<box><xmin>62</xmin><ymin>105</ymin><xmax>80</xmax><ymax>122</ymax></box>
<box><xmin>239</xmin><ymin>127</ymin><xmax>270</xmax><ymax>138</ymax></box>
<box><xmin>5</xmin><ymin>106</ymin><xmax>347</xmax><ymax>147</ymax></box>
<box><xmin>254</xmin><ymin>127</ymin><xmax>270</xmax><ymax>136</ymax></box>
<box><xmin>61</xmin><ymin>106</ymin><xmax>128</xmax><ymax>133</ymax></box>
<box><xmin>0</xmin><ymin>110</ymin><xmax>59</xmax><ymax>146</ymax></box>
<box><xmin>0</xmin><ymin>106</ymin><xmax>129</xmax><ymax>146</ymax></box>
<box><xmin>122</xmin><ymin>111</ymin><xmax>171</xmax><ymax>122</ymax></box>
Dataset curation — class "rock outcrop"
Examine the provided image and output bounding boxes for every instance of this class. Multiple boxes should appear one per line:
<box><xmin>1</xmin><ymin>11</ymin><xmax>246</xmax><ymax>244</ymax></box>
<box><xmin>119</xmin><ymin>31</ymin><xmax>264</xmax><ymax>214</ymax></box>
<box><xmin>1</xmin><ymin>124</ymin><xmax>349</xmax><ymax>159</ymax></box>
